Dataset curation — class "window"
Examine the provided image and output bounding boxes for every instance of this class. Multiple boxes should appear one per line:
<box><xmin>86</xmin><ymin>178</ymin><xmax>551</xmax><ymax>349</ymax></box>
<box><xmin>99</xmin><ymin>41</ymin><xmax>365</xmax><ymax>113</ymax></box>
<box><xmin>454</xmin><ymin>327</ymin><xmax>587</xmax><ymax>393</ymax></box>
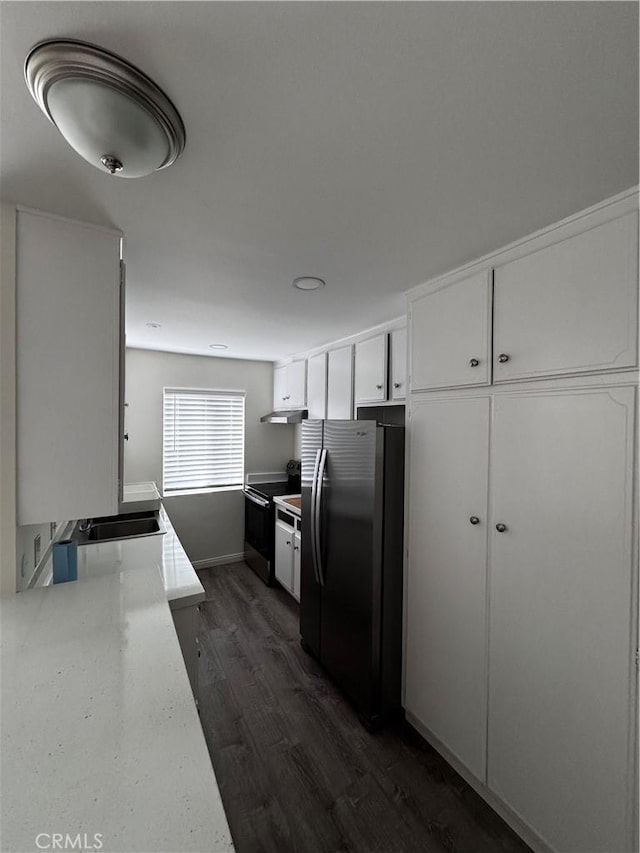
<box><xmin>162</xmin><ymin>388</ymin><xmax>245</xmax><ymax>494</ymax></box>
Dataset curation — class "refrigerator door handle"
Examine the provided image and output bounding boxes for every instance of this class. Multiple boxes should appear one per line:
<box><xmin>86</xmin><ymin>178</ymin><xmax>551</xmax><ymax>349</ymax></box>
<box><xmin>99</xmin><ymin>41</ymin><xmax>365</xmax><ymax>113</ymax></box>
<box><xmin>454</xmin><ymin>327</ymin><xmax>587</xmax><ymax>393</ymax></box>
<box><xmin>315</xmin><ymin>448</ymin><xmax>327</xmax><ymax>587</ymax></box>
<box><xmin>310</xmin><ymin>448</ymin><xmax>321</xmax><ymax>584</ymax></box>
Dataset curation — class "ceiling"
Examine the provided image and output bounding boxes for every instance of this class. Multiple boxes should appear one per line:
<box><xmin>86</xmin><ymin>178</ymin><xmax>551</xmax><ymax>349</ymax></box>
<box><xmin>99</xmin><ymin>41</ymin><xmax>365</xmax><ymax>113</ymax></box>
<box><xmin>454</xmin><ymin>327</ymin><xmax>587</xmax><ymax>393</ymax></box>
<box><xmin>1</xmin><ymin>2</ymin><xmax>638</xmax><ymax>362</ymax></box>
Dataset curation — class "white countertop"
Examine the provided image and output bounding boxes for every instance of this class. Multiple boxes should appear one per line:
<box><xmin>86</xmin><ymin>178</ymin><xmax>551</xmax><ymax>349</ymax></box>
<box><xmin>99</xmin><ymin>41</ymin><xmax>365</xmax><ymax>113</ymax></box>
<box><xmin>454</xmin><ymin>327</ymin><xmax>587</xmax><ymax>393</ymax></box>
<box><xmin>0</xmin><ymin>565</ymin><xmax>234</xmax><ymax>853</ymax></box>
<box><xmin>273</xmin><ymin>494</ymin><xmax>302</xmax><ymax>517</ymax></box>
<box><xmin>39</xmin><ymin>507</ymin><xmax>204</xmax><ymax>610</ymax></box>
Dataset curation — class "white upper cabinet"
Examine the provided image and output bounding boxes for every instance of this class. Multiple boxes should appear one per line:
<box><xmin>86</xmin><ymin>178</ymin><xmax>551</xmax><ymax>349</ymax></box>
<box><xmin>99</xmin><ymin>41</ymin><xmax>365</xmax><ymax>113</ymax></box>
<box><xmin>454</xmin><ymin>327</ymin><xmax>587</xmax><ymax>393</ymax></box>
<box><xmin>410</xmin><ymin>271</ymin><xmax>492</xmax><ymax>392</ymax></box>
<box><xmin>273</xmin><ymin>365</ymin><xmax>287</xmax><ymax>409</ymax></box>
<box><xmin>287</xmin><ymin>360</ymin><xmax>307</xmax><ymax>408</ymax></box>
<box><xmin>493</xmin><ymin>212</ymin><xmax>638</xmax><ymax>382</ymax></box>
<box><xmin>390</xmin><ymin>327</ymin><xmax>407</xmax><ymax>400</ymax></box>
<box><xmin>306</xmin><ymin>352</ymin><xmax>327</xmax><ymax>419</ymax></box>
<box><xmin>15</xmin><ymin>208</ymin><xmax>123</xmax><ymax>525</ymax></box>
<box><xmin>354</xmin><ymin>334</ymin><xmax>388</xmax><ymax>404</ymax></box>
<box><xmin>326</xmin><ymin>345</ymin><xmax>353</xmax><ymax>419</ymax></box>
<box><xmin>273</xmin><ymin>360</ymin><xmax>307</xmax><ymax>409</ymax></box>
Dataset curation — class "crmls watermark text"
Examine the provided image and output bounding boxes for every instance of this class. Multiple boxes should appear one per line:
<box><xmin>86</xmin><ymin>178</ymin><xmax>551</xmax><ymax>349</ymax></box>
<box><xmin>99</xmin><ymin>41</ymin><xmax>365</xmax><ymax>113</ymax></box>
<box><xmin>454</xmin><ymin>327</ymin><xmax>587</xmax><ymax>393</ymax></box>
<box><xmin>35</xmin><ymin>833</ymin><xmax>103</xmax><ymax>850</ymax></box>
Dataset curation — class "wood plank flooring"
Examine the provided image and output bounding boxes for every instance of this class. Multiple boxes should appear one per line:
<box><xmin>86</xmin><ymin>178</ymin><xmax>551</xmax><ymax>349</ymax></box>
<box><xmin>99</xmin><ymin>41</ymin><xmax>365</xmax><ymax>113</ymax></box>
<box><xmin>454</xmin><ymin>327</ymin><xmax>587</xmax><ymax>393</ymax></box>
<box><xmin>197</xmin><ymin>562</ymin><xmax>532</xmax><ymax>853</ymax></box>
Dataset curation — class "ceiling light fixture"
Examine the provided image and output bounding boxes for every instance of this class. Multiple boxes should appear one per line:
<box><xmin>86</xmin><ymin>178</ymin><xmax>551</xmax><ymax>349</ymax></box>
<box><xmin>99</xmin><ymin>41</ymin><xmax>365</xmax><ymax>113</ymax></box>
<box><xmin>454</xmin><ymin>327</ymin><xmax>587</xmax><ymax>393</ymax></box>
<box><xmin>293</xmin><ymin>276</ymin><xmax>325</xmax><ymax>291</ymax></box>
<box><xmin>146</xmin><ymin>322</ymin><xmax>162</xmax><ymax>329</ymax></box>
<box><xmin>208</xmin><ymin>343</ymin><xmax>228</xmax><ymax>350</ymax></box>
<box><xmin>24</xmin><ymin>39</ymin><xmax>186</xmax><ymax>178</ymax></box>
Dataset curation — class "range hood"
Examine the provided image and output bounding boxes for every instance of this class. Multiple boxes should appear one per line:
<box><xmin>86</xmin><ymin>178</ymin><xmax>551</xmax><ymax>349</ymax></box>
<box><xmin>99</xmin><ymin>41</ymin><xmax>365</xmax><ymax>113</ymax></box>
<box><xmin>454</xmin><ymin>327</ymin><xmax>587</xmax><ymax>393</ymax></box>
<box><xmin>260</xmin><ymin>409</ymin><xmax>308</xmax><ymax>424</ymax></box>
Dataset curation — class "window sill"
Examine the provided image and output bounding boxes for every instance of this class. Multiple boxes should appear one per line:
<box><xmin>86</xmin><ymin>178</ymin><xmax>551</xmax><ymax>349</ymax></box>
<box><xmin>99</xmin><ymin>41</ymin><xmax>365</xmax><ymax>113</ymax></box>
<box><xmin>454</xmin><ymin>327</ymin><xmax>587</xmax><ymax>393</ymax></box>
<box><xmin>163</xmin><ymin>485</ymin><xmax>244</xmax><ymax>498</ymax></box>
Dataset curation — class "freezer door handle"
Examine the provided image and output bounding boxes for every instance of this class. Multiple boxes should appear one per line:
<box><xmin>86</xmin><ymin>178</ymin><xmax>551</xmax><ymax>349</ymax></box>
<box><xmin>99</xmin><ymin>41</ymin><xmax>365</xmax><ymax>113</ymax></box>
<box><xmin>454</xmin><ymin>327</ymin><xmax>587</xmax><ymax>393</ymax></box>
<box><xmin>315</xmin><ymin>448</ymin><xmax>327</xmax><ymax>587</ymax></box>
<box><xmin>310</xmin><ymin>448</ymin><xmax>321</xmax><ymax>584</ymax></box>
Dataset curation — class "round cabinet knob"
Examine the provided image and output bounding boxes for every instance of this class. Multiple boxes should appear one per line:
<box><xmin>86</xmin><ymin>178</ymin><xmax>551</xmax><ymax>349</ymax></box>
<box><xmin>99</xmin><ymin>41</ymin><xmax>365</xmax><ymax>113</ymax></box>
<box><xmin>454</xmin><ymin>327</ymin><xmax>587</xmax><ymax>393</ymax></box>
<box><xmin>495</xmin><ymin>523</ymin><xmax>507</xmax><ymax>533</ymax></box>
<box><xmin>393</xmin><ymin>382</ymin><xmax>401</xmax><ymax>389</ymax></box>
<box><xmin>469</xmin><ymin>516</ymin><xmax>480</xmax><ymax>525</ymax></box>
<box><xmin>498</xmin><ymin>353</ymin><xmax>510</xmax><ymax>364</ymax></box>
<box><xmin>469</xmin><ymin>358</ymin><xmax>480</xmax><ymax>367</ymax></box>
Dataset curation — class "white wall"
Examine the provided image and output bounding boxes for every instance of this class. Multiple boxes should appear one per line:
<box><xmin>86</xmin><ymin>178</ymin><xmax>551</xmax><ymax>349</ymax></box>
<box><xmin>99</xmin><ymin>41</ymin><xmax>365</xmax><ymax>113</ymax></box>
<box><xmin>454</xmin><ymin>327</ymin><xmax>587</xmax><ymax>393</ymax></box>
<box><xmin>125</xmin><ymin>348</ymin><xmax>295</xmax><ymax>564</ymax></box>
<box><xmin>0</xmin><ymin>204</ymin><xmax>17</xmax><ymax>596</ymax></box>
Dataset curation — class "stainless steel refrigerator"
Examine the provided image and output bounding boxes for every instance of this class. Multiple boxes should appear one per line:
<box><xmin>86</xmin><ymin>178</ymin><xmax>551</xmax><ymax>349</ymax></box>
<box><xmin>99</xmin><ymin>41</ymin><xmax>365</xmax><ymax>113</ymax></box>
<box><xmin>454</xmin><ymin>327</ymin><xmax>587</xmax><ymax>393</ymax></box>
<box><xmin>300</xmin><ymin>419</ymin><xmax>405</xmax><ymax>729</ymax></box>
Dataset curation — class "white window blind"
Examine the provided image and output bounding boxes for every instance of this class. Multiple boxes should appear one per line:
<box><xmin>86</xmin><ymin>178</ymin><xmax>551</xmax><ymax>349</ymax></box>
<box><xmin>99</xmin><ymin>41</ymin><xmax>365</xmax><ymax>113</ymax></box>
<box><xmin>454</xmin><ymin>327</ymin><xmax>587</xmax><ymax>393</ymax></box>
<box><xmin>163</xmin><ymin>388</ymin><xmax>245</xmax><ymax>493</ymax></box>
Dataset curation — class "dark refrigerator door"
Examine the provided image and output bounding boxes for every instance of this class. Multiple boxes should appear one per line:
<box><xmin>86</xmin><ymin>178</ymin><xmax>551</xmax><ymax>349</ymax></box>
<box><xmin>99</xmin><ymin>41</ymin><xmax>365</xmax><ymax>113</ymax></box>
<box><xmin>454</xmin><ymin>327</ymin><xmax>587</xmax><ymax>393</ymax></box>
<box><xmin>300</xmin><ymin>420</ymin><xmax>324</xmax><ymax>657</ymax></box>
<box><xmin>319</xmin><ymin>420</ymin><xmax>382</xmax><ymax>719</ymax></box>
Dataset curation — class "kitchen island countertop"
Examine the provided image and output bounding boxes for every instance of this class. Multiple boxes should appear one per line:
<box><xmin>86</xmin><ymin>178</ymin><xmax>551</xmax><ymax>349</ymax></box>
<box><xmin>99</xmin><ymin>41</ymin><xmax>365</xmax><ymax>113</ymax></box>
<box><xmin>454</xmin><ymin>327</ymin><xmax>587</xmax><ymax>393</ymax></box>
<box><xmin>0</xmin><ymin>564</ymin><xmax>234</xmax><ymax>853</ymax></box>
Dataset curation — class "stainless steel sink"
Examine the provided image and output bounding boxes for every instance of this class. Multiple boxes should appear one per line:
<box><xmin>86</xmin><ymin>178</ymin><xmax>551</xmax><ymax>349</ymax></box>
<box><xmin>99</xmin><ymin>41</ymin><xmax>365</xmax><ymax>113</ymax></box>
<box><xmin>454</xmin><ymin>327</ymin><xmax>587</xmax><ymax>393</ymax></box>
<box><xmin>72</xmin><ymin>510</ymin><xmax>166</xmax><ymax>544</ymax></box>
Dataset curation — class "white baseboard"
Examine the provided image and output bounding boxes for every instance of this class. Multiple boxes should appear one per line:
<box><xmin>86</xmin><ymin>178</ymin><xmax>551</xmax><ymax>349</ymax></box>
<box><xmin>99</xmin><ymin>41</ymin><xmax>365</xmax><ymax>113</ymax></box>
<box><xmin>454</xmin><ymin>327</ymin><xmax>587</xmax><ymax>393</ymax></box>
<box><xmin>192</xmin><ymin>552</ymin><xmax>245</xmax><ymax>570</ymax></box>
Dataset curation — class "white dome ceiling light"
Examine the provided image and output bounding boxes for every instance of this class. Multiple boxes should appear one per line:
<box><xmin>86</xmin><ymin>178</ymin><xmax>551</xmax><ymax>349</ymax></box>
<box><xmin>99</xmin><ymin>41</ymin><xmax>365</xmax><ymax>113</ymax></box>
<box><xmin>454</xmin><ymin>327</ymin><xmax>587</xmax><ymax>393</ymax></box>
<box><xmin>24</xmin><ymin>39</ymin><xmax>186</xmax><ymax>178</ymax></box>
<box><xmin>292</xmin><ymin>276</ymin><xmax>325</xmax><ymax>291</ymax></box>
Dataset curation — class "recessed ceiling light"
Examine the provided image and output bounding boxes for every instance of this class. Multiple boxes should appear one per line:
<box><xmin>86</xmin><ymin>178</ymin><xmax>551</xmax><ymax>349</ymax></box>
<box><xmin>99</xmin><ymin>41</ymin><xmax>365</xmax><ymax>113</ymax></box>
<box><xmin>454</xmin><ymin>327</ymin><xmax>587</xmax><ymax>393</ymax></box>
<box><xmin>209</xmin><ymin>343</ymin><xmax>228</xmax><ymax>350</ymax></box>
<box><xmin>146</xmin><ymin>322</ymin><xmax>161</xmax><ymax>328</ymax></box>
<box><xmin>293</xmin><ymin>276</ymin><xmax>325</xmax><ymax>291</ymax></box>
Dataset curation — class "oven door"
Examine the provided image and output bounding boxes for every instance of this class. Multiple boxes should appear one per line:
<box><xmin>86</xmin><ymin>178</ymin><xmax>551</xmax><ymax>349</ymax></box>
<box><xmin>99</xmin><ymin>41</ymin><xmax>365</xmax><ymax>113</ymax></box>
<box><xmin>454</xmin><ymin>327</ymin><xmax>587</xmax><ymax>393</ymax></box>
<box><xmin>244</xmin><ymin>491</ymin><xmax>274</xmax><ymax>584</ymax></box>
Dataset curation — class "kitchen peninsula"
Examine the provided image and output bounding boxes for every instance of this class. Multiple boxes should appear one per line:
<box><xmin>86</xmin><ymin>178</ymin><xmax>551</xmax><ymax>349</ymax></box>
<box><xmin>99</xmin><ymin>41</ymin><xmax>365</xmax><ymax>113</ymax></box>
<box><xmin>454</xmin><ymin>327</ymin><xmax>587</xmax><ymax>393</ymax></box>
<box><xmin>0</xmin><ymin>564</ymin><xmax>234</xmax><ymax>853</ymax></box>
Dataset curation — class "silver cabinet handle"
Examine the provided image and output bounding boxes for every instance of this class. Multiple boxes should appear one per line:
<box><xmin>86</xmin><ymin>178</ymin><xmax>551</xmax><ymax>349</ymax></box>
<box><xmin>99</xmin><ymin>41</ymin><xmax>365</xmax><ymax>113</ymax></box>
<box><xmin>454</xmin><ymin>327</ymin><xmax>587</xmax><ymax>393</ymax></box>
<box><xmin>376</xmin><ymin>384</ymin><xmax>383</xmax><ymax>389</ymax></box>
<box><xmin>393</xmin><ymin>382</ymin><xmax>401</xmax><ymax>388</ymax></box>
<box><xmin>495</xmin><ymin>523</ymin><xmax>507</xmax><ymax>533</ymax></box>
<box><xmin>293</xmin><ymin>546</ymin><xmax>299</xmax><ymax>551</ymax></box>
<box><xmin>498</xmin><ymin>354</ymin><xmax>509</xmax><ymax>363</ymax></box>
<box><xmin>286</xmin><ymin>540</ymin><xmax>291</xmax><ymax>546</ymax></box>
<box><xmin>469</xmin><ymin>358</ymin><xmax>479</xmax><ymax>367</ymax></box>
<box><xmin>469</xmin><ymin>516</ymin><xmax>480</xmax><ymax>525</ymax></box>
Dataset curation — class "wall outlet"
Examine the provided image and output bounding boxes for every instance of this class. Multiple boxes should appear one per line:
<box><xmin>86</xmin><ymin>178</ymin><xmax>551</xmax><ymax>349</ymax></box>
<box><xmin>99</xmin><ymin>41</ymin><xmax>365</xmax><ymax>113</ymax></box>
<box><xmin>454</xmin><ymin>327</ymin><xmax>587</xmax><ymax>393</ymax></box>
<box><xmin>33</xmin><ymin>534</ymin><xmax>41</xmax><ymax>568</ymax></box>
<box><xmin>50</xmin><ymin>521</ymin><xmax>57</xmax><ymax>540</ymax></box>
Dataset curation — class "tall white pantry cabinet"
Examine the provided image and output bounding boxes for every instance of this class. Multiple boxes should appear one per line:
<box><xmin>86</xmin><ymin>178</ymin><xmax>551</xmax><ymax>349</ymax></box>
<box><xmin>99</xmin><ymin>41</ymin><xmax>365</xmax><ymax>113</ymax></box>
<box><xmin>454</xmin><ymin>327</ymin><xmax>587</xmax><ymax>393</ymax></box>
<box><xmin>404</xmin><ymin>189</ymin><xmax>638</xmax><ymax>853</ymax></box>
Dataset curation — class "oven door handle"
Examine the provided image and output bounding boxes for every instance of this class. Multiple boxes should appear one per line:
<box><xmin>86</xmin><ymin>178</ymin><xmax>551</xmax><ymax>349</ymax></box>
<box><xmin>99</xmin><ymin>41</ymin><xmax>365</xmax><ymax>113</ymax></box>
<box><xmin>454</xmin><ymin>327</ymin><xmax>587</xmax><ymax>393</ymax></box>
<box><xmin>243</xmin><ymin>490</ymin><xmax>270</xmax><ymax>508</ymax></box>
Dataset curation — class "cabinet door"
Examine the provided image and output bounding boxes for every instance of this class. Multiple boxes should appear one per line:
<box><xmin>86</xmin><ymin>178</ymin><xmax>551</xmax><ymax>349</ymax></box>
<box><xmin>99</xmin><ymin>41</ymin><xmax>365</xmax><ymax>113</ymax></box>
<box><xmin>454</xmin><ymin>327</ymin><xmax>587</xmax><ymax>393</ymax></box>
<box><xmin>273</xmin><ymin>365</ymin><xmax>287</xmax><ymax>409</ymax></box>
<box><xmin>405</xmin><ymin>395</ymin><xmax>490</xmax><ymax>781</ymax></box>
<box><xmin>16</xmin><ymin>209</ymin><xmax>122</xmax><ymax>525</ymax></box>
<box><xmin>488</xmin><ymin>386</ymin><xmax>636</xmax><ymax>853</ymax></box>
<box><xmin>390</xmin><ymin>327</ymin><xmax>407</xmax><ymax>400</ymax></box>
<box><xmin>307</xmin><ymin>352</ymin><xmax>327</xmax><ymax>419</ymax></box>
<box><xmin>493</xmin><ymin>212</ymin><xmax>638</xmax><ymax>381</ymax></box>
<box><xmin>274</xmin><ymin>520</ymin><xmax>294</xmax><ymax>592</ymax></box>
<box><xmin>410</xmin><ymin>270</ymin><xmax>491</xmax><ymax>391</ymax></box>
<box><xmin>326</xmin><ymin>345</ymin><xmax>353</xmax><ymax>419</ymax></box>
<box><xmin>292</xmin><ymin>529</ymin><xmax>301</xmax><ymax>601</ymax></box>
<box><xmin>354</xmin><ymin>334</ymin><xmax>388</xmax><ymax>403</ymax></box>
<box><xmin>287</xmin><ymin>360</ymin><xmax>307</xmax><ymax>409</ymax></box>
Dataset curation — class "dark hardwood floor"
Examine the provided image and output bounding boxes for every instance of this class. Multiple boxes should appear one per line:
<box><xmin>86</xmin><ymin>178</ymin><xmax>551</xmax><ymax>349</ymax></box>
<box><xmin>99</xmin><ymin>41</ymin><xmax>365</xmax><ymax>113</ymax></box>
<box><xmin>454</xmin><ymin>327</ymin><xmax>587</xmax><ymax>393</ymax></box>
<box><xmin>197</xmin><ymin>562</ymin><xmax>532</xmax><ymax>853</ymax></box>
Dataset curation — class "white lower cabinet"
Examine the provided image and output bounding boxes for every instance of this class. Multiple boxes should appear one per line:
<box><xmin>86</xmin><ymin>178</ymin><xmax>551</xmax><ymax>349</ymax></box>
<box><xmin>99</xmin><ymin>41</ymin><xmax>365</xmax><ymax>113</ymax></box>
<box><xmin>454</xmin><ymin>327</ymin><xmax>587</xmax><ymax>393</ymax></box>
<box><xmin>405</xmin><ymin>396</ymin><xmax>490</xmax><ymax>781</ymax></box>
<box><xmin>275</xmin><ymin>512</ymin><xmax>301</xmax><ymax>601</ymax></box>
<box><xmin>293</xmin><ymin>529</ymin><xmax>301</xmax><ymax>600</ymax></box>
<box><xmin>406</xmin><ymin>385</ymin><xmax>636</xmax><ymax>853</ymax></box>
<box><xmin>487</xmin><ymin>386</ymin><xmax>635</xmax><ymax>853</ymax></box>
